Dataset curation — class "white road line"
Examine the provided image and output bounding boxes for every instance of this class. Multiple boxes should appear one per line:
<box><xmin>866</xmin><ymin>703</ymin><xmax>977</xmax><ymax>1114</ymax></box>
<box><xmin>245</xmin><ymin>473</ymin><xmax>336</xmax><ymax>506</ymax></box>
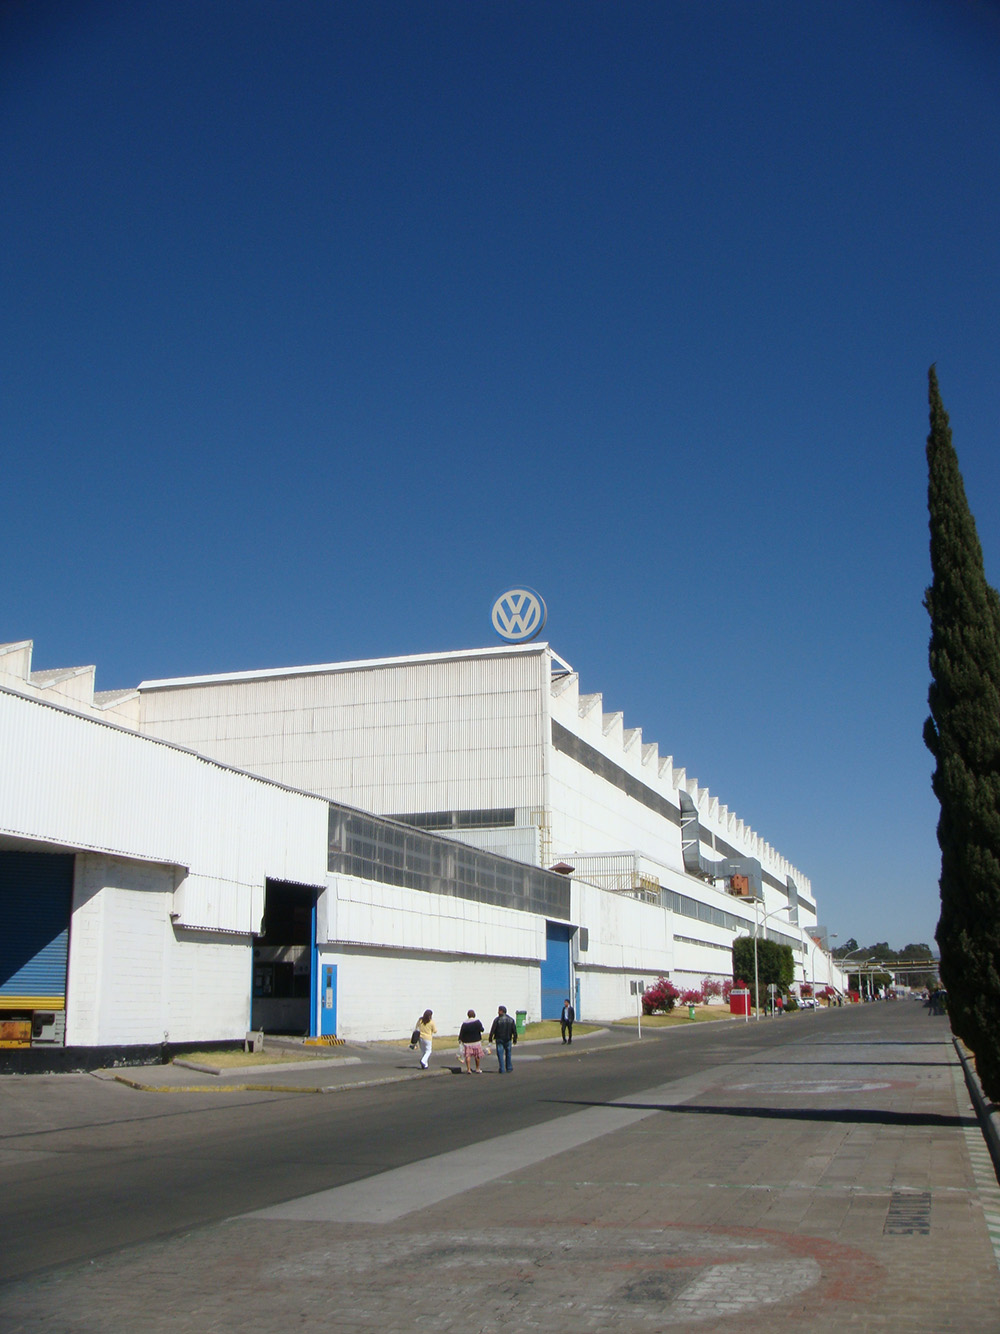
<box><xmin>244</xmin><ymin>1068</ymin><xmax>720</xmax><ymax>1224</ymax></box>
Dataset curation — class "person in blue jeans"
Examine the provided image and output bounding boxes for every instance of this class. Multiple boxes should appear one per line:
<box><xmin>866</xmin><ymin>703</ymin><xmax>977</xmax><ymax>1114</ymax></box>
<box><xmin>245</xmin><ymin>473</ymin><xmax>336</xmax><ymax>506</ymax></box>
<box><xmin>489</xmin><ymin>1005</ymin><xmax>518</xmax><ymax>1072</ymax></box>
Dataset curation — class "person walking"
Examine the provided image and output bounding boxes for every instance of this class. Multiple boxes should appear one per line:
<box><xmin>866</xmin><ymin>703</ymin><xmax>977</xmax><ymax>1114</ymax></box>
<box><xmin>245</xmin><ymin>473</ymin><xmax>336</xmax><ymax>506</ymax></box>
<box><xmin>560</xmin><ymin>998</ymin><xmax>575</xmax><ymax>1044</ymax></box>
<box><xmin>489</xmin><ymin>1005</ymin><xmax>518</xmax><ymax>1073</ymax></box>
<box><xmin>413</xmin><ymin>1009</ymin><xmax>437</xmax><ymax>1068</ymax></box>
<box><xmin>458</xmin><ymin>1009</ymin><xmax>485</xmax><ymax>1073</ymax></box>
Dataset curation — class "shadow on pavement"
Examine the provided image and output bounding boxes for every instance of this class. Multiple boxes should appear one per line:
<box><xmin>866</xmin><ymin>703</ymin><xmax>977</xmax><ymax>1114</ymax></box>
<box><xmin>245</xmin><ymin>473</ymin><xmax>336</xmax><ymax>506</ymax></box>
<box><xmin>550</xmin><ymin>1099</ymin><xmax>980</xmax><ymax>1130</ymax></box>
<box><xmin>790</xmin><ymin>1038</ymin><xmax>949</xmax><ymax>1046</ymax></box>
<box><xmin>739</xmin><ymin>1059</ymin><xmax>950</xmax><ymax>1067</ymax></box>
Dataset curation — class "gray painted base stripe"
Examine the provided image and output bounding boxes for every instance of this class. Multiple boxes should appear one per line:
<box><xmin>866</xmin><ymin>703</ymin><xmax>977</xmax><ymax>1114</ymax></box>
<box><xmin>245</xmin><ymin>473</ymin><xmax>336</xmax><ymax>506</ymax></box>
<box><xmin>246</xmin><ymin>1069</ymin><xmax>718</xmax><ymax>1224</ymax></box>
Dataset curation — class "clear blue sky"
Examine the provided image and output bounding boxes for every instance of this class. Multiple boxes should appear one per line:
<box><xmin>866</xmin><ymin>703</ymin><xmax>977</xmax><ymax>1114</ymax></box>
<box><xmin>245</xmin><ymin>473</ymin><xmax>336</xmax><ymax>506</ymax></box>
<box><xmin>4</xmin><ymin>1</ymin><xmax>999</xmax><ymax>952</ymax></box>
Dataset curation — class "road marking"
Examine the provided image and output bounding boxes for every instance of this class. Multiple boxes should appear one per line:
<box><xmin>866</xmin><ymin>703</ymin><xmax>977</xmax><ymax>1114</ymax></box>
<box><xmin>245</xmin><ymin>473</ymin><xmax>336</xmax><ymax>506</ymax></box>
<box><xmin>257</xmin><ymin>1224</ymin><xmax>844</xmax><ymax>1324</ymax></box>
<box><xmin>727</xmin><ymin>1079</ymin><xmax>895</xmax><ymax>1094</ymax></box>
<box><xmin>244</xmin><ymin>1069</ymin><xmax>721</xmax><ymax>1224</ymax></box>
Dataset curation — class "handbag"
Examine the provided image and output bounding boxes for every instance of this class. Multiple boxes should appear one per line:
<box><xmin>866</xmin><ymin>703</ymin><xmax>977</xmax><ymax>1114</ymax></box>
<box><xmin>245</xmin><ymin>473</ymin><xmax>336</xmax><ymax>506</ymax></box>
<box><xmin>410</xmin><ymin>1028</ymin><xmax>421</xmax><ymax>1046</ymax></box>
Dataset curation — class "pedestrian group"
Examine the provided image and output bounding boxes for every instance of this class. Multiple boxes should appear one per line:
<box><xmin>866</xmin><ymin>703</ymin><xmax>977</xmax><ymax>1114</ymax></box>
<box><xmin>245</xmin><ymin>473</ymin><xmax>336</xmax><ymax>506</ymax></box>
<box><xmin>410</xmin><ymin>999</ymin><xmax>571</xmax><ymax>1073</ymax></box>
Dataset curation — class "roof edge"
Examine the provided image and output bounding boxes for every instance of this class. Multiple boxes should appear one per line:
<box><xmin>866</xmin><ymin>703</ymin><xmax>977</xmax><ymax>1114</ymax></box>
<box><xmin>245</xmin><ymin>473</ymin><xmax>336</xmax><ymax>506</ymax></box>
<box><xmin>138</xmin><ymin>642</ymin><xmax>561</xmax><ymax>691</ymax></box>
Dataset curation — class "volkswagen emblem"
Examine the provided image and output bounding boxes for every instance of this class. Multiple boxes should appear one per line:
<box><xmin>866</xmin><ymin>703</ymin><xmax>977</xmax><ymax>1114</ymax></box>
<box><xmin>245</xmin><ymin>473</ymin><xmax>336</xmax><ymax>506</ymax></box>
<box><xmin>491</xmin><ymin>588</ymin><xmax>547</xmax><ymax>642</ymax></box>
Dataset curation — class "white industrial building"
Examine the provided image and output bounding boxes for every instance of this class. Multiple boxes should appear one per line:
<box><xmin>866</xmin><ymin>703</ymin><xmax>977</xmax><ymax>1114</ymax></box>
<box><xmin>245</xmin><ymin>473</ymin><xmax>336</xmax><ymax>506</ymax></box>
<box><xmin>0</xmin><ymin>638</ymin><xmax>843</xmax><ymax>1054</ymax></box>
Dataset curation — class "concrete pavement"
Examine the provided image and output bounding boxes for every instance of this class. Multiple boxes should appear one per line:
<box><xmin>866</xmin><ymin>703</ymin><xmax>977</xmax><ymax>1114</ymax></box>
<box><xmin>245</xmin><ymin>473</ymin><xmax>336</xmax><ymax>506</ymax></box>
<box><xmin>2</xmin><ymin>1003</ymin><xmax>999</xmax><ymax>1332</ymax></box>
<box><xmin>97</xmin><ymin>1023</ymin><xmax>648</xmax><ymax>1093</ymax></box>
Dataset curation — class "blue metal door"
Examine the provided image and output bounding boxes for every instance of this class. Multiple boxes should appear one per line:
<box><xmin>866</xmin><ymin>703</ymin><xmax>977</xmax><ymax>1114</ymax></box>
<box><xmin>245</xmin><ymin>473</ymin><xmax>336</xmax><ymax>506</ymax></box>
<box><xmin>0</xmin><ymin>851</ymin><xmax>74</xmax><ymax>1009</ymax></box>
<box><xmin>320</xmin><ymin>963</ymin><xmax>338</xmax><ymax>1036</ymax></box>
<box><xmin>541</xmin><ymin>922</ymin><xmax>572</xmax><ymax>1020</ymax></box>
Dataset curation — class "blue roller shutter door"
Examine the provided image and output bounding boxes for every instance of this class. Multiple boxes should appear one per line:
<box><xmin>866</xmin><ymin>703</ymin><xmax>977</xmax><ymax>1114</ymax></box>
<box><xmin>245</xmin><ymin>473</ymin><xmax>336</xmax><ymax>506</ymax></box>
<box><xmin>0</xmin><ymin>851</ymin><xmax>74</xmax><ymax>1007</ymax></box>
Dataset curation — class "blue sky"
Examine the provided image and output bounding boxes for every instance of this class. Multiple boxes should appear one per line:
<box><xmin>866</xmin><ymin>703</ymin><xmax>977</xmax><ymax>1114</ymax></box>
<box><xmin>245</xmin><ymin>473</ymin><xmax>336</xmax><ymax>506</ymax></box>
<box><xmin>4</xmin><ymin>1</ymin><xmax>999</xmax><ymax>951</ymax></box>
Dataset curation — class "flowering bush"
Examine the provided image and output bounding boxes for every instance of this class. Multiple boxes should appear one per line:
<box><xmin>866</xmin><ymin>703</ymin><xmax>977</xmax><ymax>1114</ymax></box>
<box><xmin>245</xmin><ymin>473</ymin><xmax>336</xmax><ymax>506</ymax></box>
<box><xmin>680</xmin><ymin>988</ymin><xmax>704</xmax><ymax>1006</ymax></box>
<box><xmin>721</xmin><ymin>979</ymin><xmax>736</xmax><ymax>1003</ymax></box>
<box><xmin>701</xmin><ymin>977</ymin><xmax>723</xmax><ymax>999</ymax></box>
<box><xmin>819</xmin><ymin>985</ymin><xmax>837</xmax><ymax>1001</ymax></box>
<box><xmin>800</xmin><ymin>983</ymin><xmax>813</xmax><ymax>998</ymax></box>
<box><xmin>642</xmin><ymin>977</ymin><xmax>679</xmax><ymax>1014</ymax></box>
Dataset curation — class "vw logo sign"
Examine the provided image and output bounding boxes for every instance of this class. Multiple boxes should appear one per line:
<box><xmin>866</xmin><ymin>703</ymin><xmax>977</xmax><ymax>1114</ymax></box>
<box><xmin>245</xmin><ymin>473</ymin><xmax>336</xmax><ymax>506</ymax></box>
<box><xmin>492</xmin><ymin>588</ymin><xmax>547</xmax><ymax>642</ymax></box>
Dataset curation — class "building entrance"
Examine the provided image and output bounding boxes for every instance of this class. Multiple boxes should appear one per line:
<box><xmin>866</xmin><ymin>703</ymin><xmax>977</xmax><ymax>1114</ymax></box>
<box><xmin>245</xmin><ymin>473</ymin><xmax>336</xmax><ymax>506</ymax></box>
<box><xmin>0</xmin><ymin>850</ymin><xmax>73</xmax><ymax>1047</ymax></box>
<box><xmin>541</xmin><ymin>921</ymin><xmax>572</xmax><ymax>1021</ymax></box>
<box><xmin>251</xmin><ymin>880</ymin><xmax>317</xmax><ymax>1035</ymax></box>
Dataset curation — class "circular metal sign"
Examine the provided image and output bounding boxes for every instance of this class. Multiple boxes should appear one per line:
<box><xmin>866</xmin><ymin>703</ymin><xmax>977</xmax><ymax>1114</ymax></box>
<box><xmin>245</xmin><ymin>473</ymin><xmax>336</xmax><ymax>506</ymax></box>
<box><xmin>491</xmin><ymin>588</ymin><xmax>547</xmax><ymax>642</ymax></box>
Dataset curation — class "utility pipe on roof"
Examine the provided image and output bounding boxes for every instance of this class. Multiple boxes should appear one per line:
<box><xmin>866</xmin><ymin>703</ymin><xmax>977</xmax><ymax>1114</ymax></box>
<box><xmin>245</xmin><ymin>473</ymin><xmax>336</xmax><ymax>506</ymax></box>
<box><xmin>677</xmin><ymin>790</ymin><xmax>763</xmax><ymax>896</ymax></box>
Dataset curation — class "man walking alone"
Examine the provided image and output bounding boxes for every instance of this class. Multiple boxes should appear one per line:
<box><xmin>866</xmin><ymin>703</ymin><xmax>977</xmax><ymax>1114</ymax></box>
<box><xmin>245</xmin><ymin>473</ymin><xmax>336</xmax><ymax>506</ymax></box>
<box><xmin>560</xmin><ymin>998</ymin><xmax>575</xmax><ymax>1044</ymax></box>
<box><xmin>489</xmin><ymin>1005</ymin><xmax>518</xmax><ymax>1073</ymax></box>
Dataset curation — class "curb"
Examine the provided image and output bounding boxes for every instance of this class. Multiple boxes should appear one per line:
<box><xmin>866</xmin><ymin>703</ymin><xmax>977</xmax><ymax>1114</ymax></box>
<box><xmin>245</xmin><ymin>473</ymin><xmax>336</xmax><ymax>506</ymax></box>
<box><xmin>172</xmin><ymin>1055</ymin><xmax>362</xmax><ymax>1077</ymax></box>
<box><xmin>110</xmin><ymin>1022</ymin><xmax>738</xmax><ymax>1093</ymax></box>
<box><xmin>113</xmin><ymin>1067</ymin><xmax>452</xmax><ymax>1095</ymax></box>
<box><xmin>954</xmin><ymin>1037</ymin><xmax>1000</xmax><ymax>1181</ymax></box>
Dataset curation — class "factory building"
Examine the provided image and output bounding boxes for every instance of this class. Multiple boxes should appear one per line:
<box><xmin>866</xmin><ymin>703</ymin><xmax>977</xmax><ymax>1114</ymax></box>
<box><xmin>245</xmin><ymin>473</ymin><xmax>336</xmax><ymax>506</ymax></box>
<box><xmin>0</xmin><ymin>639</ymin><xmax>841</xmax><ymax>1054</ymax></box>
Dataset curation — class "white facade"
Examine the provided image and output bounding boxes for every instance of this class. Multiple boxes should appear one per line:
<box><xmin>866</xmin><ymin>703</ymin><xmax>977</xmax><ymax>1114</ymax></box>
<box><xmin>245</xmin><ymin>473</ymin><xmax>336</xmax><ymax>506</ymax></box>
<box><xmin>0</xmin><ymin>640</ymin><xmax>844</xmax><ymax>1051</ymax></box>
<box><xmin>127</xmin><ymin>645</ymin><xmax>813</xmax><ymax>893</ymax></box>
<box><xmin>0</xmin><ymin>680</ymin><xmax>684</xmax><ymax>1046</ymax></box>
<box><xmin>547</xmin><ymin>664</ymin><xmax>816</xmax><ymax>918</ymax></box>
<box><xmin>125</xmin><ymin>643</ymin><xmax>830</xmax><ymax>990</ymax></box>
<box><xmin>125</xmin><ymin>645</ymin><xmax>550</xmax><ymax>816</ymax></box>
<box><xmin>70</xmin><ymin>855</ymin><xmax>253</xmax><ymax>1045</ymax></box>
<box><xmin>0</xmin><ymin>684</ymin><xmax>330</xmax><ymax>1044</ymax></box>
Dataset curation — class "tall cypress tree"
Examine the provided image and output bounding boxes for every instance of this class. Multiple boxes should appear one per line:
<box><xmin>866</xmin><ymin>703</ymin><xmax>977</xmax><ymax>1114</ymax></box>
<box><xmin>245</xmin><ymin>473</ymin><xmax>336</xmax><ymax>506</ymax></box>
<box><xmin>923</xmin><ymin>365</ymin><xmax>1000</xmax><ymax>1100</ymax></box>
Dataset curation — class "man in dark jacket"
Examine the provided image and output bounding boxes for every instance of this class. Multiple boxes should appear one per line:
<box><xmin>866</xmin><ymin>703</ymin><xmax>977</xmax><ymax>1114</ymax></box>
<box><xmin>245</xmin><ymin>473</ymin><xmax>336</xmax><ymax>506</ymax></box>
<box><xmin>489</xmin><ymin>1005</ymin><xmax>518</xmax><ymax>1073</ymax></box>
<box><xmin>560</xmin><ymin>998</ymin><xmax>575</xmax><ymax>1043</ymax></box>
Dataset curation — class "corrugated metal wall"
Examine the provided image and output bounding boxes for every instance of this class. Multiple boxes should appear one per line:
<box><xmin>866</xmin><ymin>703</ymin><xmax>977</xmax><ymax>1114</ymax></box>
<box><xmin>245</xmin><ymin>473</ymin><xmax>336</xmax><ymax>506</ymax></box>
<box><xmin>0</xmin><ymin>689</ymin><xmax>328</xmax><ymax>933</ymax></box>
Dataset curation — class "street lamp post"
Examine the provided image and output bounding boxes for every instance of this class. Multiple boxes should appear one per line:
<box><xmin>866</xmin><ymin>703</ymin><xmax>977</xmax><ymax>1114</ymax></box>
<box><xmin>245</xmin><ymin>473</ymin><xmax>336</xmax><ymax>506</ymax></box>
<box><xmin>815</xmin><ymin>933</ymin><xmax>838</xmax><ymax>995</ymax></box>
<box><xmin>752</xmin><ymin>901</ymin><xmax>795</xmax><ymax>1021</ymax></box>
<box><xmin>837</xmin><ymin>946</ymin><xmax>877</xmax><ymax>1000</ymax></box>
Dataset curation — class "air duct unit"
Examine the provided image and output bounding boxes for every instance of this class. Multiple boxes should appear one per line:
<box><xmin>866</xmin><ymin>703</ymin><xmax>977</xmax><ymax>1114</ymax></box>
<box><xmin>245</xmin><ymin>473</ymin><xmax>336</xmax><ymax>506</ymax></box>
<box><xmin>678</xmin><ymin>790</ymin><xmax>715</xmax><ymax>880</ymax></box>
<box><xmin>677</xmin><ymin>792</ymin><xmax>763</xmax><ymax>897</ymax></box>
<box><xmin>717</xmin><ymin>857</ymin><xmax>763</xmax><ymax>899</ymax></box>
<box><xmin>786</xmin><ymin>875</ymin><xmax>800</xmax><ymax>925</ymax></box>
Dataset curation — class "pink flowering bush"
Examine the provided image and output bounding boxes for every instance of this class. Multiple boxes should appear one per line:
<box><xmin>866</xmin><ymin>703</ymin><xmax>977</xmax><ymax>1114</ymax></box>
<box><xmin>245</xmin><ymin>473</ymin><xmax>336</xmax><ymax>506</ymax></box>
<box><xmin>641</xmin><ymin>977</ymin><xmax>680</xmax><ymax>1014</ymax></box>
<box><xmin>680</xmin><ymin>988</ymin><xmax>704</xmax><ymax>1006</ymax></box>
<box><xmin>800</xmin><ymin>983</ymin><xmax>813</xmax><ymax>998</ymax></box>
<box><xmin>721</xmin><ymin>979</ymin><xmax>736</xmax><ymax>1003</ymax></box>
<box><xmin>701</xmin><ymin>978</ymin><xmax>723</xmax><ymax>1000</ymax></box>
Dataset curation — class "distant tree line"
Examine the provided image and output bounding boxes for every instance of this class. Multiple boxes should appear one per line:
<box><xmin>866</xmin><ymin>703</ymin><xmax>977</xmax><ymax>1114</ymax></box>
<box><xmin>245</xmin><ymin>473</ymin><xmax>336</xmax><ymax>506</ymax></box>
<box><xmin>832</xmin><ymin>938</ymin><xmax>935</xmax><ymax>961</ymax></box>
<box><xmin>832</xmin><ymin>939</ymin><xmax>938</xmax><ymax>990</ymax></box>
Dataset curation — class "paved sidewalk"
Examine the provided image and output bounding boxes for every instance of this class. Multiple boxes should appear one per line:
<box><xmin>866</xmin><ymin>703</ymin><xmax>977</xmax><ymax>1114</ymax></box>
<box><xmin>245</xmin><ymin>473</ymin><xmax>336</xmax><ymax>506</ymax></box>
<box><xmin>98</xmin><ymin>1023</ymin><xmax>655</xmax><ymax>1093</ymax></box>
<box><xmin>3</xmin><ymin>1006</ymin><xmax>999</xmax><ymax>1332</ymax></box>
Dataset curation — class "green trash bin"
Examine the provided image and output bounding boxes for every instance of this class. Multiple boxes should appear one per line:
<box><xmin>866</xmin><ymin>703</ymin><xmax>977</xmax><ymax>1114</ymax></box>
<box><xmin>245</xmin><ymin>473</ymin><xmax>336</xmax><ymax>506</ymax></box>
<box><xmin>515</xmin><ymin>1009</ymin><xmax>527</xmax><ymax>1034</ymax></box>
<box><xmin>687</xmin><ymin>1004</ymin><xmax>696</xmax><ymax>1020</ymax></box>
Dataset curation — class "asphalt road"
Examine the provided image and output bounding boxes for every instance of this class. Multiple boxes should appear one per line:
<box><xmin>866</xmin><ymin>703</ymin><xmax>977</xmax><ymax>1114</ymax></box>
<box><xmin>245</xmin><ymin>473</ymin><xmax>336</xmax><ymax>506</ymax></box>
<box><xmin>0</xmin><ymin>1006</ymin><xmax>906</xmax><ymax>1288</ymax></box>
